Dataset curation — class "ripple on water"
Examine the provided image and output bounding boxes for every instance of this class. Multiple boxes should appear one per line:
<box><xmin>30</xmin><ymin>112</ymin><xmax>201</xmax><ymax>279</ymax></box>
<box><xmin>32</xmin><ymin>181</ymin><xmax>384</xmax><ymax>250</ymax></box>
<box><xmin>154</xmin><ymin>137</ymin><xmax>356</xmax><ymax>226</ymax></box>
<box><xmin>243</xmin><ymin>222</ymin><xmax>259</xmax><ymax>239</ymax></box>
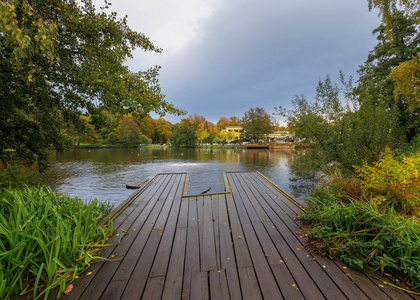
<box><xmin>46</xmin><ymin>148</ymin><xmax>313</xmax><ymax>206</ymax></box>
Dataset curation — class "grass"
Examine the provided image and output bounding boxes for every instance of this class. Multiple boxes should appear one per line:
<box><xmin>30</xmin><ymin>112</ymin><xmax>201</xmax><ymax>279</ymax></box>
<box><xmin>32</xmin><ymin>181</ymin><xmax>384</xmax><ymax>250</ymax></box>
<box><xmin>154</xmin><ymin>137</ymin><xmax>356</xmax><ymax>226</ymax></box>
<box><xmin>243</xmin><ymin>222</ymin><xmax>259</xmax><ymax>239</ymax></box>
<box><xmin>302</xmin><ymin>188</ymin><xmax>420</xmax><ymax>288</ymax></box>
<box><xmin>0</xmin><ymin>187</ymin><xmax>113</xmax><ymax>299</ymax></box>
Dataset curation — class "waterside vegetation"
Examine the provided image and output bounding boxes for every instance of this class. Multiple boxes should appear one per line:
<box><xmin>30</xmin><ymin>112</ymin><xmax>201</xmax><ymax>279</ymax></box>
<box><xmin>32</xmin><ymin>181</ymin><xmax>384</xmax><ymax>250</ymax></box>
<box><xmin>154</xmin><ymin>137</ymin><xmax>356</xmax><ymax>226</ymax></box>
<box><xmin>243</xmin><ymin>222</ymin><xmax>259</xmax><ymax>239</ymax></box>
<box><xmin>279</xmin><ymin>1</ymin><xmax>420</xmax><ymax>290</ymax></box>
<box><xmin>0</xmin><ymin>187</ymin><xmax>112</xmax><ymax>299</ymax></box>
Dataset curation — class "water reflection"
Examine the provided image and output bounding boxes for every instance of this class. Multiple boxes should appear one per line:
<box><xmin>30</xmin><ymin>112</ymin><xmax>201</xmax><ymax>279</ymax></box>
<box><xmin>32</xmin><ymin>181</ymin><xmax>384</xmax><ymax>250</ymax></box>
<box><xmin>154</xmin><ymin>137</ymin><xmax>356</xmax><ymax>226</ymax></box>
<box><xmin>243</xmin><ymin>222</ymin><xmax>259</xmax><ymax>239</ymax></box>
<box><xmin>45</xmin><ymin>148</ymin><xmax>312</xmax><ymax>206</ymax></box>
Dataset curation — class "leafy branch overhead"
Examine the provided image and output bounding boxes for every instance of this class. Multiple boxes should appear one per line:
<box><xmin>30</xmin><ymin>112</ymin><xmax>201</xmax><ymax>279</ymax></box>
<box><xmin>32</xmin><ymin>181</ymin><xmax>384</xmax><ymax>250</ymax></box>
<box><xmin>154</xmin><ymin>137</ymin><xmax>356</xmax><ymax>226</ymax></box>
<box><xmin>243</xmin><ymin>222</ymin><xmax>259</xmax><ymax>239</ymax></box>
<box><xmin>0</xmin><ymin>0</ymin><xmax>185</xmax><ymax>169</ymax></box>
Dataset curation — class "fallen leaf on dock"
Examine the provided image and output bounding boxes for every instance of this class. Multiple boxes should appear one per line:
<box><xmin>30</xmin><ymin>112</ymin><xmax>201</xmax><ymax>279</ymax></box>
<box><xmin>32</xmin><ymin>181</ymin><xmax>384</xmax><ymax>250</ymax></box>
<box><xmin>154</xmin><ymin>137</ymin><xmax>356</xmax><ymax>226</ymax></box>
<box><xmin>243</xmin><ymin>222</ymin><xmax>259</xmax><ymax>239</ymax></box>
<box><xmin>64</xmin><ymin>284</ymin><xmax>73</xmax><ymax>295</ymax></box>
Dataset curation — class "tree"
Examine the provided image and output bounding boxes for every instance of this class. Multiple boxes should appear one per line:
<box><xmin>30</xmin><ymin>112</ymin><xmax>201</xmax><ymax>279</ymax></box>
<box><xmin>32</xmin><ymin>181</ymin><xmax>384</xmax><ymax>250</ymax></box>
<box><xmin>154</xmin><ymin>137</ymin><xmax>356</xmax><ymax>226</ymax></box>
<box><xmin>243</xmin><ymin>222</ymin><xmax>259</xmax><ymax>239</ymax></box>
<box><xmin>216</xmin><ymin>116</ymin><xmax>240</xmax><ymax>130</ymax></box>
<box><xmin>154</xmin><ymin>118</ymin><xmax>172</xmax><ymax>143</ymax></box>
<box><xmin>367</xmin><ymin>0</ymin><xmax>420</xmax><ymax>27</ymax></box>
<box><xmin>355</xmin><ymin>11</ymin><xmax>420</xmax><ymax>141</ymax></box>
<box><xmin>64</xmin><ymin>115</ymin><xmax>99</xmax><ymax>145</ymax></box>
<box><xmin>240</xmin><ymin>107</ymin><xmax>273</xmax><ymax>142</ymax></box>
<box><xmin>276</xmin><ymin>74</ymin><xmax>400</xmax><ymax>176</ymax></box>
<box><xmin>170</xmin><ymin>118</ymin><xmax>198</xmax><ymax>147</ymax></box>
<box><xmin>215</xmin><ymin>131</ymin><xmax>236</xmax><ymax>145</ymax></box>
<box><xmin>196</xmin><ymin>130</ymin><xmax>210</xmax><ymax>145</ymax></box>
<box><xmin>109</xmin><ymin>115</ymin><xmax>142</xmax><ymax>147</ymax></box>
<box><xmin>0</xmin><ymin>0</ymin><xmax>184</xmax><ymax>169</ymax></box>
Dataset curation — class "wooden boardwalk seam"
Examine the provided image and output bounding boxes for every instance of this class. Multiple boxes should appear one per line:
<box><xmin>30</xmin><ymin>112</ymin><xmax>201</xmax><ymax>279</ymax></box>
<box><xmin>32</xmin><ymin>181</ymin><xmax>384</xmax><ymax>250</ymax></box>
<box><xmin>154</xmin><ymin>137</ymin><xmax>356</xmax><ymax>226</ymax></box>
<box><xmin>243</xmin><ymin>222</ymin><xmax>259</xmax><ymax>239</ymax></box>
<box><xmin>44</xmin><ymin>172</ymin><xmax>418</xmax><ymax>300</ymax></box>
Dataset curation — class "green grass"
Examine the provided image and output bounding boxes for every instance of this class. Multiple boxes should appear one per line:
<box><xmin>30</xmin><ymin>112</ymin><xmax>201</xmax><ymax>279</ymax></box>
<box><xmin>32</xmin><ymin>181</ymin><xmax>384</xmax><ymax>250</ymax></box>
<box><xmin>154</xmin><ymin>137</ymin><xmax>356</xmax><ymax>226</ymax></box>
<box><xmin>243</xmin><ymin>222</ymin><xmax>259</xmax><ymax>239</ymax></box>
<box><xmin>302</xmin><ymin>187</ymin><xmax>420</xmax><ymax>289</ymax></box>
<box><xmin>0</xmin><ymin>187</ymin><xmax>113</xmax><ymax>299</ymax></box>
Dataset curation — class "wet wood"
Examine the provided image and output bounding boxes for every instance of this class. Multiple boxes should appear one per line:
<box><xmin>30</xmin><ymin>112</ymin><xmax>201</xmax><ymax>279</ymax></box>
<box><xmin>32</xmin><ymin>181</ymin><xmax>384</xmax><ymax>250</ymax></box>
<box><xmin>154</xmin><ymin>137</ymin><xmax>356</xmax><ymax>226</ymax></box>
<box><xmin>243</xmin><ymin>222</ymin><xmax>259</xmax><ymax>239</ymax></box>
<box><xmin>44</xmin><ymin>171</ymin><xmax>418</xmax><ymax>300</ymax></box>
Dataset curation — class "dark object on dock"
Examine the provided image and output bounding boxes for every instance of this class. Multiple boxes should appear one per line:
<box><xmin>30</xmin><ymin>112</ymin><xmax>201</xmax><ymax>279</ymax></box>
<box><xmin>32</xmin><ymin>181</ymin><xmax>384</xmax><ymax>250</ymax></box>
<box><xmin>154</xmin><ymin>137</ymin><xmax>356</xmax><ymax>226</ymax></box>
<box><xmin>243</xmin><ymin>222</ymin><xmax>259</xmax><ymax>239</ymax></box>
<box><xmin>125</xmin><ymin>181</ymin><xmax>146</xmax><ymax>189</ymax></box>
<box><xmin>200</xmin><ymin>186</ymin><xmax>211</xmax><ymax>194</ymax></box>
<box><xmin>44</xmin><ymin>172</ymin><xmax>418</xmax><ymax>300</ymax></box>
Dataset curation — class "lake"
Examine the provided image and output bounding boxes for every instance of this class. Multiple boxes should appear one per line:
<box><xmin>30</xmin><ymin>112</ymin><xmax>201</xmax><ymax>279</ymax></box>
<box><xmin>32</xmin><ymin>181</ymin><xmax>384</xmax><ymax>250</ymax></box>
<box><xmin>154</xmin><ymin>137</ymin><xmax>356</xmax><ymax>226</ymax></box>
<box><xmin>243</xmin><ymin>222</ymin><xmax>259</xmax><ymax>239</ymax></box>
<box><xmin>45</xmin><ymin>147</ymin><xmax>312</xmax><ymax>206</ymax></box>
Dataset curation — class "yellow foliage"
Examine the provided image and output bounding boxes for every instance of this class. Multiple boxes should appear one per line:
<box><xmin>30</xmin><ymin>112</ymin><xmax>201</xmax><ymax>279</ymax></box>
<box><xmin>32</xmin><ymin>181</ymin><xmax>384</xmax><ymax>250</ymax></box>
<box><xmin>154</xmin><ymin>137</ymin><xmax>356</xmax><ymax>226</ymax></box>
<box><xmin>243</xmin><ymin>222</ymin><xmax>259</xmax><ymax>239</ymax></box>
<box><xmin>389</xmin><ymin>55</ymin><xmax>420</xmax><ymax>112</ymax></box>
<box><xmin>354</xmin><ymin>148</ymin><xmax>420</xmax><ymax>214</ymax></box>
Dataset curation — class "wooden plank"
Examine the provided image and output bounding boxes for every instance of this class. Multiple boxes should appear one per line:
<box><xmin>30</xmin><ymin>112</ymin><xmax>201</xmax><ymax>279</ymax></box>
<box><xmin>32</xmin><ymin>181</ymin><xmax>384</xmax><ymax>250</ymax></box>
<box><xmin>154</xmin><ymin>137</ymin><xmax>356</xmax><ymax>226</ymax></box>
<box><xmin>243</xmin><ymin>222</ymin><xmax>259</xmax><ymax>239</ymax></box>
<box><xmin>232</xmin><ymin>172</ymin><xmax>325</xmax><ymax>300</ymax></box>
<box><xmin>225</xmin><ymin>192</ymin><xmax>253</xmax><ymax>268</ymax></box>
<box><xmin>227</xmin><ymin>173</ymin><xmax>283</xmax><ymax>300</ymax></box>
<box><xmin>142</xmin><ymin>277</ymin><xmax>165</xmax><ymax>300</ymax></box>
<box><xmin>201</xmin><ymin>195</ymin><xmax>218</xmax><ymax>272</ymax></box>
<box><xmin>211</xmin><ymin>195</ymin><xmax>221</xmax><ymax>270</ymax></box>
<box><xmin>149</xmin><ymin>174</ymin><xmax>187</xmax><ymax>278</ymax></box>
<box><xmin>190</xmin><ymin>272</ymin><xmax>209</xmax><ymax>300</ymax></box>
<box><xmin>182</xmin><ymin>197</ymin><xmax>200</xmax><ymax>300</ymax></box>
<box><xmin>218</xmin><ymin>194</ymin><xmax>242</xmax><ymax>300</ymax></box>
<box><xmin>230</xmin><ymin>173</ymin><xmax>305</xmax><ymax>300</ymax></box>
<box><xmin>61</xmin><ymin>174</ymin><xmax>173</xmax><ymax>300</ymax></box>
<box><xmin>209</xmin><ymin>270</ymin><xmax>230</xmax><ymax>300</ymax></box>
<box><xmin>247</xmin><ymin>171</ymin><xmax>302</xmax><ymax>218</ymax></box>
<box><xmin>249</xmin><ymin>171</ymin><xmax>304</xmax><ymax>215</ymax></box>
<box><xmin>238</xmin><ymin>267</ymin><xmax>263</xmax><ymax>300</ymax></box>
<box><xmin>103</xmin><ymin>174</ymin><xmax>183</xmax><ymax>299</ymax></box>
<box><xmin>160</xmin><ymin>227</ymin><xmax>188</xmax><ymax>300</ymax></box>
<box><xmin>160</xmin><ymin>193</ymin><xmax>189</xmax><ymax>300</ymax></box>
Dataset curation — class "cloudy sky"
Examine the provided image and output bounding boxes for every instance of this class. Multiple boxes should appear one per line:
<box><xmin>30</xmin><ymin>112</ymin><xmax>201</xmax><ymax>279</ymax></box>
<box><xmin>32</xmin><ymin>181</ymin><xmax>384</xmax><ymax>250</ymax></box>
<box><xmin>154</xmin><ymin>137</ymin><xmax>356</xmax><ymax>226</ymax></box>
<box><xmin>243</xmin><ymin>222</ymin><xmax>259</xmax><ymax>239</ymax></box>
<box><xmin>96</xmin><ymin>0</ymin><xmax>381</xmax><ymax>124</ymax></box>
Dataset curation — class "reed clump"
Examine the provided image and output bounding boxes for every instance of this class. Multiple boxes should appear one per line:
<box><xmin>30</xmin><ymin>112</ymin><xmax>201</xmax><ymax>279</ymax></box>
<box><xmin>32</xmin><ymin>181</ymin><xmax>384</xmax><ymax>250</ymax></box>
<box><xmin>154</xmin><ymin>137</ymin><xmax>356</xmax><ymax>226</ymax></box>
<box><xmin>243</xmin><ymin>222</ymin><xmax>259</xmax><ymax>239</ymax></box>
<box><xmin>0</xmin><ymin>186</ymin><xmax>112</xmax><ymax>299</ymax></box>
<box><xmin>302</xmin><ymin>149</ymin><xmax>420</xmax><ymax>288</ymax></box>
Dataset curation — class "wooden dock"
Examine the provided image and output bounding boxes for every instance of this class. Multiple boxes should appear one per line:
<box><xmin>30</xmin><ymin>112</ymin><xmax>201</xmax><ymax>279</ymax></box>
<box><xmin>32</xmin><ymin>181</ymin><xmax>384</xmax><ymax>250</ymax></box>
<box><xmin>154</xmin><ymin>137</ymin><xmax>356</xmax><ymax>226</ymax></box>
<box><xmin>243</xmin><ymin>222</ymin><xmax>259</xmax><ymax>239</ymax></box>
<box><xmin>51</xmin><ymin>172</ymin><xmax>418</xmax><ymax>299</ymax></box>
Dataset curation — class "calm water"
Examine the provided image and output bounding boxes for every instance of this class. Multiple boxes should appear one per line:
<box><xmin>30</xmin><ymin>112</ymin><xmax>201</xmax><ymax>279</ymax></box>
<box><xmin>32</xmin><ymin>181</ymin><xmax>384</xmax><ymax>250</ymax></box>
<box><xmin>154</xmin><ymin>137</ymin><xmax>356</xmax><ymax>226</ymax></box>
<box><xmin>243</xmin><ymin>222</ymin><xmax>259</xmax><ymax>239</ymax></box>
<box><xmin>45</xmin><ymin>147</ymin><xmax>312</xmax><ymax>206</ymax></box>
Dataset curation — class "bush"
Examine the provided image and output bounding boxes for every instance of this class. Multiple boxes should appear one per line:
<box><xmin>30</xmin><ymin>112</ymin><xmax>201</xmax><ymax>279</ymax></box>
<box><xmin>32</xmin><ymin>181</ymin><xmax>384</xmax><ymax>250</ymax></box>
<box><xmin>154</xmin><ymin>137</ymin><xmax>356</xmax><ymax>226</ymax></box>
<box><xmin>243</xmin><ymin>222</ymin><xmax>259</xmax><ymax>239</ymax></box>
<box><xmin>0</xmin><ymin>164</ymin><xmax>44</xmax><ymax>190</ymax></box>
<box><xmin>354</xmin><ymin>149</ymin><xmax>420</xmax><ymax>215</ymax></box>
<box><xmin>0</xmin><ymin>187</ymin><xmax>113</xmax><ymax>299</ymax></box>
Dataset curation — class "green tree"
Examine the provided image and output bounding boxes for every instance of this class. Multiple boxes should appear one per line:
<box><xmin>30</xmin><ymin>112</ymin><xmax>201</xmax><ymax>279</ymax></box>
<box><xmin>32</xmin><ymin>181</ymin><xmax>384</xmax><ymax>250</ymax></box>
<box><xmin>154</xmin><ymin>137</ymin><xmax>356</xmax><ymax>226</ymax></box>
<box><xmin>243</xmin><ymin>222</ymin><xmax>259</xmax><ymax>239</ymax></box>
<box><xmin>64</xmin><ymin>115</ymin><xmax>99</xmax><ymax>145</ymax></box>
<box><xmin>196</xmin><ymin>130</ymin><xmax>210</xmax><ymax>145</ymax></box>
<box><xmin>0</xmin><ymin>0</ymin><xmax>184</xmax><ymax>169</ymax></box>
<box><xmin>110</xmin><ymin>115</ymin><xmax>142</xmax><ymax>147</ymax></box>
<box><xmin>355</xmin><ymin>12</ymin><xmax>420</xmax><ymax>141</ymax></box>
<box><xmin>215</xmin><ymin>131</ymin><xmax>236</xmax><ymax>145</ymax></box>
<box><xmin>277</xmin><ymin>74</ymin><xmax>400</xmax><ymax>176</ymax></box>
<box><xmin>240</xmin><ymin>107</ymin><xmax>273</xmax><ymax>142</ymax></box>
<box><xmin>170</xmin><ymin>118</ymin><xmax>198</xmax><ymax>148</ymax></box>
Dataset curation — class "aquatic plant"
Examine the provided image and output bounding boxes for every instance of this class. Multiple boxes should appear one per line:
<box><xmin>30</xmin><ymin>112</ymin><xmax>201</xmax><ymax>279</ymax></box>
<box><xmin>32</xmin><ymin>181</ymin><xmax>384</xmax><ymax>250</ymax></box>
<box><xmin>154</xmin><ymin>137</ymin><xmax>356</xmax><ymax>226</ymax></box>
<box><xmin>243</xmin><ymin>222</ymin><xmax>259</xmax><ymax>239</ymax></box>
<box><xmin>0</xmin><ymin>187</ymin><xmax>112</xmax><ymax>299</ymax></box>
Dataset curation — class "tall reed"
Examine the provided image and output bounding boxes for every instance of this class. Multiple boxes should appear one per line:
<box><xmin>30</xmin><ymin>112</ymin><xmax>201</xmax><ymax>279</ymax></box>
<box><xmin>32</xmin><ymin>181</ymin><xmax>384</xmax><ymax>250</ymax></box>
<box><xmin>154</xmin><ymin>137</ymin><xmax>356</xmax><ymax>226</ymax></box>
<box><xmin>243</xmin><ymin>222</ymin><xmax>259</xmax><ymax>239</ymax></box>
<box><xmin>0</xmin><ymin>187</ymin><xmax>112</xmax><ymax>299</ymax></box>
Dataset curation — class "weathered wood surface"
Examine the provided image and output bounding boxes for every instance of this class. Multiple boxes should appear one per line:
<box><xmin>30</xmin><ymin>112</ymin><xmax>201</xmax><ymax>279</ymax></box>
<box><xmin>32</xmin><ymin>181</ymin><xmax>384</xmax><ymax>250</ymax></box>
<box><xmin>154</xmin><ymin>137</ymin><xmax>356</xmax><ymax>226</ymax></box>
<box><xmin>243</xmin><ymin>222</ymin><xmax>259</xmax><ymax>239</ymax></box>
<box><xmin>46</xmin><ymin>172</ymin><xmax>418</xmax><ymax>300</ymax></box>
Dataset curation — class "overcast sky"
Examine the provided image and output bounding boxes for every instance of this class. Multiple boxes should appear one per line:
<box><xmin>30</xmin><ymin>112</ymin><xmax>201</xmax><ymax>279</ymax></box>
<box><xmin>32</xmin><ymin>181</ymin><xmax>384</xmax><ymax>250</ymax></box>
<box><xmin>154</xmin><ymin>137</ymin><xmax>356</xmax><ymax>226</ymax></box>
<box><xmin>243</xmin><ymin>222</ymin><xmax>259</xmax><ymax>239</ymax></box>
<box><xmin>96</xmin><ymin>0</ymin><xmax>381</xmax><ymax>124</ymax></box>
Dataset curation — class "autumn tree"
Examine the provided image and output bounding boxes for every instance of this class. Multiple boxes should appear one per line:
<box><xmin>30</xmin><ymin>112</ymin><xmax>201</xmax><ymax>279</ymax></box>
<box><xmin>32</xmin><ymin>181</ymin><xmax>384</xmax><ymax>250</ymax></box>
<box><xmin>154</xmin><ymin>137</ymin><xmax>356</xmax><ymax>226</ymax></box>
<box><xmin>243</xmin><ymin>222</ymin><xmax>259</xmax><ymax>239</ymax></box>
<box><xmin>216</xmin><ymin>116</ymin><xmax>240</xmax><ymax>130</ymax></box>
<box><xmin>240</xmin><ymin>108</ymin><xmax>273</xmax><ymax>142</ymax></box>
<box><xmin>196</xmin><ymin>130</ymin><xmax>210</xmax><ymax>145</ymax></box>
<box><xmin>154</xmin><ymin>118</ymin><xmax>172</xmax><ymax>143</ymax></box>
<box><xmin>366</xmin><ymin>1</ymin><xmax>420</xmax><ymax>140</ymax></box>
<box><xmin>0</xmin><ymin>0</ymin><xmax>183</xmax><ymax>169</ymax></box>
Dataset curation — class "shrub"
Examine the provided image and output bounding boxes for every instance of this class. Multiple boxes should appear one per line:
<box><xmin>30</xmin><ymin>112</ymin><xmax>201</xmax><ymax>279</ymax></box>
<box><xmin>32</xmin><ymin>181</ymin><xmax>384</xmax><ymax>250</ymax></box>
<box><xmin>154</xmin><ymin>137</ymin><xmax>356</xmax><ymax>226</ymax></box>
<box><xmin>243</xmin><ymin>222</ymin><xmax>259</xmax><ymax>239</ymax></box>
<box><xmin>354</xmin><ymin>149</ymin><xmax>420</xmax><ymax>215</ymax></box>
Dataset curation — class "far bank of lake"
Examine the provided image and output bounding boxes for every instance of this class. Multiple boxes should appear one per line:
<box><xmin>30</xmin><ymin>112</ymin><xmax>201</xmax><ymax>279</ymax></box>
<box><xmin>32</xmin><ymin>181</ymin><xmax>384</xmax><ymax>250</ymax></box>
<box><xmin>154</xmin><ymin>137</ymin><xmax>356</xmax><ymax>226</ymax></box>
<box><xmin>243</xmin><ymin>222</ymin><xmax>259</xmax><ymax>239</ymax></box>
<box><xmin>45</xmin><ymin>148</ymin><xmax>313</xmax><ymax>206</ymax></box>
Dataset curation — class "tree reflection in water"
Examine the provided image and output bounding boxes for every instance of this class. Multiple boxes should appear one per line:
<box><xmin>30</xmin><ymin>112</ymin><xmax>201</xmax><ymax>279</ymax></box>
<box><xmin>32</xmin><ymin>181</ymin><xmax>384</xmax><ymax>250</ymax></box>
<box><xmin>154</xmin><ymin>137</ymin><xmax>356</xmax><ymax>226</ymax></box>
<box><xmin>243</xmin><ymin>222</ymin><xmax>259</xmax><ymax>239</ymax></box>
<box><xmin>46</xmin><ymin>148</ymin><xmax>315</xmax><ymax>206</ymax></box>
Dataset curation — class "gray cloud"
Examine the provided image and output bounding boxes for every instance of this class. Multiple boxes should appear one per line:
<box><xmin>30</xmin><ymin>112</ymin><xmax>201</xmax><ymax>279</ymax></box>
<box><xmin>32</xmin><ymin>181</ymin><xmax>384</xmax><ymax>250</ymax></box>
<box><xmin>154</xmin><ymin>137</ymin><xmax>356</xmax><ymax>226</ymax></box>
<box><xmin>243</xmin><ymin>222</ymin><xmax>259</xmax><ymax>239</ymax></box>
<box><xmin>98</xmin><ymin>0</ymin><xmax>381</xmax><ymax>124</ymax></box>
